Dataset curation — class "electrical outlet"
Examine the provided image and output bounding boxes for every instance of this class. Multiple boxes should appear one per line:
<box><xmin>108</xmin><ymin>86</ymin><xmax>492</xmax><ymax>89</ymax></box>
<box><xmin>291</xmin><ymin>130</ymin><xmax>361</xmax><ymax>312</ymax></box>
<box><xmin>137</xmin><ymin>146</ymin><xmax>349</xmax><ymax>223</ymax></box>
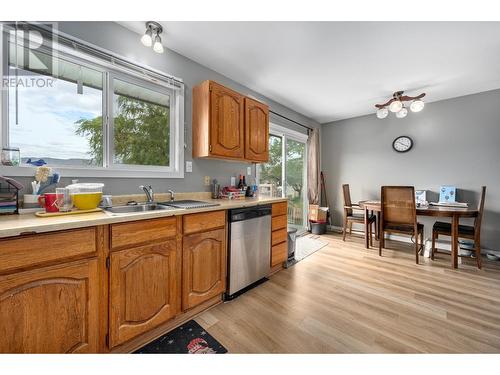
<box><xmin>247</xmin><ymin>166</ymin><xmax>252</xmax><ymax>175</ymax></box>
<box><xmin>186</xmin><ymin>161</ymin><xmax>192</xmax><ymax>172</ymax></box>
<box><xmin>204</xmin><ymin>176</ymin><xmax>211</xmax><ymax>186</ymax></box>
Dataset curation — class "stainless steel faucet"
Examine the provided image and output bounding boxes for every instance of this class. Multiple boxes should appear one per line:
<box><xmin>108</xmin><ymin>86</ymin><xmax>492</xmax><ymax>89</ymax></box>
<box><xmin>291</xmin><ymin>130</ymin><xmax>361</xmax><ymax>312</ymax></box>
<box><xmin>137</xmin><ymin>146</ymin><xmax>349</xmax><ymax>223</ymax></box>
<box><xmin>168</xmin><ymin>189</ymin><xmax>175</xmax><ymax>202</ymax></box>
<box><xmin>139</xmin><ymin>185</ymin><xmax>154</xmax><ymax>204</ymax></box>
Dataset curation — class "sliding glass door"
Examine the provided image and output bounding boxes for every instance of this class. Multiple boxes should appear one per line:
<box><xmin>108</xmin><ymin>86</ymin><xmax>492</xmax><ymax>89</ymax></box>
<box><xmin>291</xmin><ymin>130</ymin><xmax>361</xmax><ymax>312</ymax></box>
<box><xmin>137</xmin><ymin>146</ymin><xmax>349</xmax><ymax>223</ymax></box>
<box><xmin>258</xmin><ymin>124</ymin><xmax>308</xmax><ymax>231</ymax></box>
<box><xmin>258</xmin><ymin>134</ymin><xmax>283</xmax><ymax>198</ymax></box>
<box><xmin>285</xmin><ymin>138</ymin><xmax>306</xmax><ymax>229</ymax></box>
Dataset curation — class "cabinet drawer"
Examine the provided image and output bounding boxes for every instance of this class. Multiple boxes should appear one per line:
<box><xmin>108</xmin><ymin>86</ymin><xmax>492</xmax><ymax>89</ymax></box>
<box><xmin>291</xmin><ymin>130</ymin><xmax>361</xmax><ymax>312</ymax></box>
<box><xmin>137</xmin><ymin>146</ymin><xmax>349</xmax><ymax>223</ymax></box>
<box><xmin>272</xmin><ymin>215</ymin><xmax>287</xmax><ymax>231</ymax></box>
<box><xmin>271</xmin><ymin>228</ymin><xmax>287</xmax><ymax>246</ymax></box>
<box><xmin>272</xmin><ymin>202</ymin><xmax>287</xmax><ymax>217</ymax></box>
<box><xmin>111</xmin><ymin>217</ymin><xmax>177</xmax><ymax>250</ymax></box>
<box><xmin>183</xmin><ymin>210</ymin><xmax>226</xmax><ymax>235</ymax></box>
<box><xmin>271</xmin><ymin>242</ymin><xmax>287</xmax><ymax>267</ymax></box>
<box><xmin>0</xmin><ymin>227</ymin><xmax>97</xmax><ymax>274</ymax></box>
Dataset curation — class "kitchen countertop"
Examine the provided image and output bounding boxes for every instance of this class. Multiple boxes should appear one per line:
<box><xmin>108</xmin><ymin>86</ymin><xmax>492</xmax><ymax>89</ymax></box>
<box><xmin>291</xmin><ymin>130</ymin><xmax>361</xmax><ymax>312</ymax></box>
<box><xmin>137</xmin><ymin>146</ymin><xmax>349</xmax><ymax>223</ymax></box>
<box><xmin>0</xmin><ymin>196</ymin><xmax>287</xmax><ymax>239</ymax></box>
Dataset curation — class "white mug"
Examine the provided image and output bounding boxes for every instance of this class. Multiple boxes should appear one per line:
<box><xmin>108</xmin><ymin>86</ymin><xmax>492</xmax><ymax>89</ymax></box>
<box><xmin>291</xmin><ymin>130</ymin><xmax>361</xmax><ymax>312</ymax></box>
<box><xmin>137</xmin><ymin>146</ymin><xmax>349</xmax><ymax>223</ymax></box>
<box><xmin>23</xmin><ymin>194</ymin><xmax>40</xmax><ymax>208</ymax></box>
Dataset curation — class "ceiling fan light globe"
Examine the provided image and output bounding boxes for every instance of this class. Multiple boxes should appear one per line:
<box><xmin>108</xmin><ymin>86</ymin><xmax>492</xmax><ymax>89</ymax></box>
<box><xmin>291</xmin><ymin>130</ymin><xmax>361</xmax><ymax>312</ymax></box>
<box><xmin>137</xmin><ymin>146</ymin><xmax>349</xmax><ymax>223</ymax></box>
<box><xmin>410</xmin><ymin>99</ymin><xmax>425</xmax><ymax>112</ymax></box>
<box><xmin>376</xmin><ymin>108</ymin><xmax>388</xmax><ymax>119</ymax></box>
<box><xmin>396</xmin><ymin>107</ymin><xmax>408</xmax><ymax>119</ymax></box>
<box><xmin>389</xmin><ymin>100</ymin><xmax>403</xmax><ymax>113</ymax></box>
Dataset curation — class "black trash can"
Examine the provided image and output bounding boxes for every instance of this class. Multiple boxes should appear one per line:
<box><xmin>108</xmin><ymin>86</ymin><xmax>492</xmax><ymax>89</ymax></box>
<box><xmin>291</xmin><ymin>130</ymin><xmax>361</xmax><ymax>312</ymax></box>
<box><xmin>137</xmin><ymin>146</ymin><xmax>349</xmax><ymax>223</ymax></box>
<box><xmin>287</xmin><ymin>227</ymin><xmax>298</xmax><ymax>261</ymax></box>
<box><xmin>310</xmin><ymin>221</ymin><xmax>327</xmax><ymax>235</ymax></box>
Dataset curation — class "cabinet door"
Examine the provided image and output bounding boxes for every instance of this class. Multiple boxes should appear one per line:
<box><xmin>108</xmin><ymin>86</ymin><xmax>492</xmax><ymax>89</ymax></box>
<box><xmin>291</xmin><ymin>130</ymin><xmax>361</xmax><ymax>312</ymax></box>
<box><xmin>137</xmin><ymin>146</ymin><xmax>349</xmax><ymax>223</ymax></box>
<box><xmin>209</xmin><ymin>82</ymin><xmax>244</xmax><ymax>159</ymax></box>
<box><xmin>245</xmin><ymin>97</ymin><xmax>269</xmax><ymax>162</ymax></box>
<box><xmin>0</xmin><ymin>259</ymin><xmax>99</xmax><ymax>353</ymax></box>
<box><xmin>271</xmin><ymin>242</ymin><xmax>288</xmax><ymax>267</ymax></box>
<box><xmin>183</xmin><ymin>228</ymin><xmax>226</xmax><ymax>310</ymax></box>
<box><xmin>109</xmin><ymin>240</ymin><xmax>180</xmax><ymax>348</ymax></box>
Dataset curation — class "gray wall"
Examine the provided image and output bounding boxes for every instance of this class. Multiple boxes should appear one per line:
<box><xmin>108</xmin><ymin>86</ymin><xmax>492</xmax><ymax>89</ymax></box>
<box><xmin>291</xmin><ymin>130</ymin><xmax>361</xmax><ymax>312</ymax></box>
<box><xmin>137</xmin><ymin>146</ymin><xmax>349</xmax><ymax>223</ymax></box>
<box><xmin>321</xmin><ymin>89</ymin><xmax>500</xmax><ymax>250</ymax></box>
<box><xmin>4</xmin><ymin>21</ymin><xmax>319</xmax><ymax>195</ymax></box>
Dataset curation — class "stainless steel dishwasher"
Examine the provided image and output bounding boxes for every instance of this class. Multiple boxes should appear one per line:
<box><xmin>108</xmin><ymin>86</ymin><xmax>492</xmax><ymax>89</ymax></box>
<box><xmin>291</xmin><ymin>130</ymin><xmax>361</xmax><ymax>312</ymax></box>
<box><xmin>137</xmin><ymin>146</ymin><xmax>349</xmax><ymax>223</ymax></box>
<box><xmin>225</xmin><ymin>205</ymin><xmax>271</xmax><ymax>300</ymax></box>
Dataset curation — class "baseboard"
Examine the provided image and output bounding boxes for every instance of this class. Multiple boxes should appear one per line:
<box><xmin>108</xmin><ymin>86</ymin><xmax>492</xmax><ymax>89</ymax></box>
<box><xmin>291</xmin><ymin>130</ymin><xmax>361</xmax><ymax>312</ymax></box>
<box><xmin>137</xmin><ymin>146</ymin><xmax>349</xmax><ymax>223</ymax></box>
<box><xmin>327</xmin><ymin>225</ymin><xmax>497</xmax><ymax>257</ymax></box>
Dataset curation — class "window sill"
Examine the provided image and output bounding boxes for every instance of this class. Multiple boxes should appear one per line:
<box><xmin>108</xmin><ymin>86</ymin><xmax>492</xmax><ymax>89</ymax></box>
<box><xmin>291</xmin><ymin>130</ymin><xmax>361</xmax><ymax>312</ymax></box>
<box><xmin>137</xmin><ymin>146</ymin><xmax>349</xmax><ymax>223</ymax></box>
<box><xmin>0</xmin><ymin>165</ymin><xmax>184</xmax><ymax>179</ymax></box>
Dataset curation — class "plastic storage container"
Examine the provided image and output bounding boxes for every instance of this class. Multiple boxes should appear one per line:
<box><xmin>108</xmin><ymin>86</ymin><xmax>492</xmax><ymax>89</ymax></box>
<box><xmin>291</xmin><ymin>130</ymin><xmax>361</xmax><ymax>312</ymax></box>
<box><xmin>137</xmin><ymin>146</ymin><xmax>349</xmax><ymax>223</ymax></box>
<box><xmin>66</xmin><ymin>183</ymin><xmax>104</xmax><ymax>210</ymax></box>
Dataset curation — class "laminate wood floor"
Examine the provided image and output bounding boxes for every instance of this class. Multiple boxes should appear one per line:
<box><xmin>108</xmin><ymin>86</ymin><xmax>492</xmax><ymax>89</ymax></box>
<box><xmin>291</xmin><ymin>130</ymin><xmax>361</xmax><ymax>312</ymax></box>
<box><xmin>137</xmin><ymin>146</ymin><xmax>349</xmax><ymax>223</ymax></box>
<box><xmin>196</xmin><ymin>232</ymin><xmax>500</xmax><ymax>353</ymax></box>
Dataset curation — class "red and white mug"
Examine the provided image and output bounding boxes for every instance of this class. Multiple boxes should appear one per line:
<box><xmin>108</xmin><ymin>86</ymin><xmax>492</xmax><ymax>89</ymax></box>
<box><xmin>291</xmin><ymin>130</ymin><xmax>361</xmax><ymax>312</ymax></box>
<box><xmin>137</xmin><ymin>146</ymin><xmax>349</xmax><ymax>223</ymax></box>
<box><xmin>38</xmin><ymin>193</ymin><xmax>61</xmax><ymax>213</ymax></box>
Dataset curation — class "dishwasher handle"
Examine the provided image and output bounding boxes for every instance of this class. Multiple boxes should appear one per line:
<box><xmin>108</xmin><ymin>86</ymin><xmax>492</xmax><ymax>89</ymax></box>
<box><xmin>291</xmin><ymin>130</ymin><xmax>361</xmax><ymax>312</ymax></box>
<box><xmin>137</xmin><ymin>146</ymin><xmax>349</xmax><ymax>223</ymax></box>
<box><xmin>229</xmin><ymin>205</ymin><xmax>272</xmax><ymax>222</ymax></box>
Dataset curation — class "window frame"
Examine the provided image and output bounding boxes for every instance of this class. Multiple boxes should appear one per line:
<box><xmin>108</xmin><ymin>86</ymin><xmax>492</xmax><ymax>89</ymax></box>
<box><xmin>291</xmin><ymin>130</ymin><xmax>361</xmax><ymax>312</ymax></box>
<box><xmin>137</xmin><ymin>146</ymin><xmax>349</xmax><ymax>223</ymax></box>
<box><xmin>0</xmin><ymin>25</ymin><xmax>185</xmax><ymax>178</ymax></box>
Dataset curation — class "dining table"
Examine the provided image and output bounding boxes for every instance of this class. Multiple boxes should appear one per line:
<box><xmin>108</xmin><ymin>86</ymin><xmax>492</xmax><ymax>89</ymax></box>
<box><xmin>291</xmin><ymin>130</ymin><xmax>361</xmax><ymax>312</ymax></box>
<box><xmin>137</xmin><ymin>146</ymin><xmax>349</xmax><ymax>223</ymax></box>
<box><xmin>358</xmin><ymin>200</ymin><xmax>479</xmax><ymax>269</ymax></box>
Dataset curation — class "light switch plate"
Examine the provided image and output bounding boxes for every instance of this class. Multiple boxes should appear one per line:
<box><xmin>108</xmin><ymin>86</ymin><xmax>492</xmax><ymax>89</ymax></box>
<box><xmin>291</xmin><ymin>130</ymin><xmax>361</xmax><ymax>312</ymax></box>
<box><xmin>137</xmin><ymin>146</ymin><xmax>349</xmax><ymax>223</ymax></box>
<box><xmin>247</xmin><ymin>166</ymin><xmax>252</xmax><ymax>175</ymax></box>
<box><xmin>204</xmin><ymin>176</ymin><xmax>211</xmax><ymax>186</ymax></box>
<box><xmin>186</xmin><ymin>161</ymin><xmax>192</xmax><ymax>172</ymax></box>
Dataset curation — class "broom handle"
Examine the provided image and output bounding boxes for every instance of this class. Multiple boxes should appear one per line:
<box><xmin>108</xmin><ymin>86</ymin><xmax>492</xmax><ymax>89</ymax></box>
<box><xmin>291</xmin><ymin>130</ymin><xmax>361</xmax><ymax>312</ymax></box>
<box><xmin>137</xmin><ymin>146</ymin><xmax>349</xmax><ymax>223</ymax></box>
<box><xmin>320</xmin><ymin>171</ymin><xmax>331</xmax><ymax>225</ymax></box>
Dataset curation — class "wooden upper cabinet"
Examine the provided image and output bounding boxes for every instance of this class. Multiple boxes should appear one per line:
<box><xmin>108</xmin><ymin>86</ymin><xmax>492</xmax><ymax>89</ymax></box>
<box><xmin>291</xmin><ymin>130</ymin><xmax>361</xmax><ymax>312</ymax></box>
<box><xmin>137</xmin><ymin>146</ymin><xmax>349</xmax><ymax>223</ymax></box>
<box><xmin>182</xmin><ymin>228</ymin><xmax>226</xmax><ymax>311</ymax></box>
<box><xmin>109</xmin><ymin>240</ymin><xmax>180</xmax><ymax>348</ymax></box>
<box><xmin>0</xmin><ymin>259</ymin><xmax>99</xmax><ymax>353</ymax></box>
<box><xmin>245</xmin><ymin>97</ymin><xmax>269</xmax><ymax>162</ymax></box>
<box><xmin>210</xmin><ymin>82</ymin><xmax>245</xmax><ymax>158</ymax></box>
<box><xmin>193</xmin><ymin>80</ymin><xmax>244</xmax><ymax>160</ymax></box>
<box><xmin>192</xmin><ymin>80</ymin><xmax>269</xmax><ymax>162</ymax></box>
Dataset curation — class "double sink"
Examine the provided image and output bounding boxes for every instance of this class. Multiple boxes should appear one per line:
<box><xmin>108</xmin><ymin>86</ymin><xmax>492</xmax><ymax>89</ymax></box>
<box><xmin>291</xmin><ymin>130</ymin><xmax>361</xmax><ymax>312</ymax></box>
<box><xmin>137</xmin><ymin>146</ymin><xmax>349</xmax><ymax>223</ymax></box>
<box><xmin>105</xmin><ymin>200</ymin><xmax>220</xmax><ymax>214</ymax></box>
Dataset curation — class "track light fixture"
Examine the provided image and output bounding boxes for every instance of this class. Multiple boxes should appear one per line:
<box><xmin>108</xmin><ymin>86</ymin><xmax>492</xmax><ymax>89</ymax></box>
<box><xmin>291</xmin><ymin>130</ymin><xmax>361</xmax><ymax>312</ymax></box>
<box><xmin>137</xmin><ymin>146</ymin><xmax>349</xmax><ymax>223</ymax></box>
<box><xmin>141</xmin><ymin>21</ymin><xmax>164</xmax><ymax>54</ymax></box>
<box><xmin>375</xmin><ymin>91</ymin><xmax>426</xmax><ymax>119</ymax></box>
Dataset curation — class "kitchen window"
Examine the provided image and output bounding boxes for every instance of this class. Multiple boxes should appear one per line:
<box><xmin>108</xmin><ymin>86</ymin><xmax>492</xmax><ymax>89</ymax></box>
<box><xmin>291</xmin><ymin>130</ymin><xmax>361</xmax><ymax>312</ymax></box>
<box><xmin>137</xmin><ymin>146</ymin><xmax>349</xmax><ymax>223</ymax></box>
<box><xmin>0</xmin><ymin>23</ymin><xmax>184</xmax><ymax>178</ymax></box>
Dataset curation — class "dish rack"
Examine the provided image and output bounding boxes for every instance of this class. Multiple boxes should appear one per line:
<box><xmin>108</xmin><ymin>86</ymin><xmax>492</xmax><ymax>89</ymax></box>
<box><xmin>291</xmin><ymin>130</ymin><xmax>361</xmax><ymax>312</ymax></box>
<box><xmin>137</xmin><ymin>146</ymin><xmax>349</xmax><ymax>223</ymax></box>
<box><xmin>0</xmin><ymin>176</ymin><xmax>23</xmax><ymax>215</ymax></box>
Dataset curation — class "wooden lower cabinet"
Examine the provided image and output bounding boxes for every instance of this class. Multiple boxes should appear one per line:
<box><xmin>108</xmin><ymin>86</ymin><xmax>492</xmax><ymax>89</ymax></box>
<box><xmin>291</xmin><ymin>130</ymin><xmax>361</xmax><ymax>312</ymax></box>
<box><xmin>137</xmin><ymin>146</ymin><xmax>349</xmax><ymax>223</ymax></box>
<box><xmin>0</xmin><ymin>209</ymin><xmax>232</xmax><ymax>352</ymax></box>
<box><xmin>109</xmin><ymin>240</ymin><xmax>180</xmax><ymax>348</ymax></box>
<box><xmin>271</xmin><ymin>202</ymin><xmax>288</xmax><ymax>268</ymax></box>
<box><xmin>271</xmin><ymin>242</ymin><xmax>287</xmax><ymax>267</ymax></box>
<box><xmin>182</xmin><ymin>228</ymin><xmax>226</xmax><ymax>310</ymax></box>
<box><xmin>0</xmin><ymin>259</ymin><xmax>99</xmax><ymax>353</ymax></box>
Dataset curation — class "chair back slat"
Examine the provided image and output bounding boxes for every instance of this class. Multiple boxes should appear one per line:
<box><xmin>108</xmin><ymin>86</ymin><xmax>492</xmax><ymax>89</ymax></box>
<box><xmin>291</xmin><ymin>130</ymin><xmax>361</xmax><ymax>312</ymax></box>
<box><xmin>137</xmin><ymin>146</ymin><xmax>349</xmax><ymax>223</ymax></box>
<box><xmin>342</xmin><ymin>184</ymin><xmax>353</xmax><ymax>216</ymax></box>
<box><xmin>381</xmin><ymin>186</ymin><xmax>416</xmax><ymax>226</ymax></box>
<box><xmin>474</xmin><ymin>186</ymin><xmax>486</xmax><ymax>234</ymax></box>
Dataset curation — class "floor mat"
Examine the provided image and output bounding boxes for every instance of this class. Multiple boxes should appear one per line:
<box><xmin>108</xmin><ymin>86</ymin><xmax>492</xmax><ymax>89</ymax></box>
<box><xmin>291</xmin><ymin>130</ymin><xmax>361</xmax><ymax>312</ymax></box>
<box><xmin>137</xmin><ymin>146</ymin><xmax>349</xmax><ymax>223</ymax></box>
<box><xmin>294</xmin><ymin>234</ymin><xmax>328</xmax><ymax>262</ymax></box>
<box><xmin>134</xmin><ymin>320</ymin><xmax>227</xmax><ymax>354</ymax></box>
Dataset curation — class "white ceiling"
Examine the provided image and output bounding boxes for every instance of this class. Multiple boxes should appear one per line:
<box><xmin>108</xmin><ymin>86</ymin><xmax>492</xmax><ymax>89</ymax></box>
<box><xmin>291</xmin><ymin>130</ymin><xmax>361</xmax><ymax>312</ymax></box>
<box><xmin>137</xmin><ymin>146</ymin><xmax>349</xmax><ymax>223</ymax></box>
<box><xmin>119</xmin><ymin>21</ymin><xmax>500</xmax><ymax>123</ymax></box>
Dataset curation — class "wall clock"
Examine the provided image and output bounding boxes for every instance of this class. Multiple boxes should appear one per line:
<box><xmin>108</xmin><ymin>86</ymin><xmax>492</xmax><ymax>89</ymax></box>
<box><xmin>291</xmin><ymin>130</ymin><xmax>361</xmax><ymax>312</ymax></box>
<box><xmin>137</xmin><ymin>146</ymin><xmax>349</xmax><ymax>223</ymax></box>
<box><xmin>392</xmin><ymin>136</ymin><xmax>413</xmax><ymax>153</ymax></box>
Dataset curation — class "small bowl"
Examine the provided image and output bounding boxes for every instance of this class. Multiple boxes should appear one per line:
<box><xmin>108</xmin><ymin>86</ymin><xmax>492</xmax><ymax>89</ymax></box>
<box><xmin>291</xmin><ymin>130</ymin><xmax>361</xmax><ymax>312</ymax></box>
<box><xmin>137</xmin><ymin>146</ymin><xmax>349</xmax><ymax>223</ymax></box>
<box><xmin>486</xmin><ymin>253</ymin><xmax>500</xmax><ymax>261</ymax></box>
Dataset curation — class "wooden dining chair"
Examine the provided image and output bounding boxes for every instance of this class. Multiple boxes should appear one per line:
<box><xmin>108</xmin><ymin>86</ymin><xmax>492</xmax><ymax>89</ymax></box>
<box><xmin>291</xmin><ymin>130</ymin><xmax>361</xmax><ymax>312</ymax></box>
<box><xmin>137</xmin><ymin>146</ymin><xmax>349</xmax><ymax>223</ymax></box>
<box><xmin>342</xmin><ymin>184</ymin><xmax>376</xmax><ymax>245</ymax></box>
<box><xmin>431</xmin><ymin>186</ymin><xmax>486</xmax><ymax>269</ymax></box>
<box><xmin>379</xmin><ymin>186</ymin><xmax>424</xmax><ymax>264</ymax></box>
